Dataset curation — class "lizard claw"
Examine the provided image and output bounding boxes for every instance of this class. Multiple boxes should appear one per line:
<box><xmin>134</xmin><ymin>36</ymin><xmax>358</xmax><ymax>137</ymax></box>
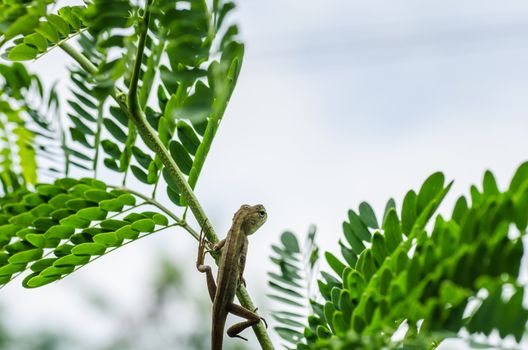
<box><xmin>252</xmin><ymin>307</ymin><xmax>268</xmax><ymax>329</ymax></box>
<box><xmin>260</xmin><ymin>316</ymin><xmax>268</xmax><ymax>329</ymax></box>
<box><xmin>233</xmin><ymin>335</ymin><xmax>248</xmax><ymax>342</ymax></box>
<box><xmin>238</xmin><ymin>276</ymin><xmax>246</xmax><ymax>287</ymax></box>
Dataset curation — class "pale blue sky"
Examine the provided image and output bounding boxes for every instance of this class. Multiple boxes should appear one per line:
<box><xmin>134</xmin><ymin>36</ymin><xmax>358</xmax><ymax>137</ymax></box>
<box><xmin>2</xmin><ymin>1</ymin><xmax>528</xmax><ymax>349</ymax></box>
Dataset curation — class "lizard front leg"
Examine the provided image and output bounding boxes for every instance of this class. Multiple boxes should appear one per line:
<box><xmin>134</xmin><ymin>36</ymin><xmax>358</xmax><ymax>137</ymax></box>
<box><xmin>226</xmin><ymin>303</ymin><xmax>268</xmax><ymax>341</ymax></box>
<box><xmin>237</xmin><ymin>238</ymin><xmax>248</xmax><ymax>288</ymax></box>
<box><xmin>212</xmin><ymin>238</ymin><xmax>226</xmax><ymax>252</ymax></box>
<box><xmin>196</xmin><ymin>229</ymin><xmax>217</xmax><ymax>302</ymax></box>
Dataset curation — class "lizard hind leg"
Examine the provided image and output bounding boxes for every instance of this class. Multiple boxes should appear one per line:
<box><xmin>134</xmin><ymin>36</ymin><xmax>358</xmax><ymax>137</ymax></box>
<box><xmin>196</xmin><ymin>228</ymin><xmax>217</xmax><ymax>302</ymax></box>
<box><xmin>195</xmin><ymin>227</ymin><xmax>208</xmax><ymax>270</ymax></box>
<box><xmin>226</xmin><ymin>303</ymin><xmax>267</xmax><ymax>340</ymax></box>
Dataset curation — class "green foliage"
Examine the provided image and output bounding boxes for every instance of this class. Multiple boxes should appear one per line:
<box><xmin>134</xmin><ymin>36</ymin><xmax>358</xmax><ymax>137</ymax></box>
<box><xmin>0</xmin><ymin>177</ymin><xmax>172</xmax><ymax>289</ymax></box>
<box><xmin>0</xmin><ymin>0</ymin><xmax>245</xmax><ymax>193</ymax></box>
<box><xmin>1</xmin><ymin>0</ymin><xmax>246</xmax><ymax>204</ymax></box>
<box><xmin>64</xmin><ymin>33</ymin><xmax>109</xmax><ymax>174</ymax></box>
<box><xmin>0</xmin><ymin>0</ymin><xmax>247</xmax><ymax>294</ymax></box>
<box><xmin>272</xmin><ymin>165</ymin><xmax>528</xmax><ymax>349</ymax></box>
<box><xmin>3</xmin><ymin>5</ymin><xmax>85</xmax><ymax>61</ymax></box>
<box><xmin>0</xmin><ymin>0</ymin><xmax>54</xmax><ymax>46</ymax></box>
<box><xmin>268</xmin><ymin>228</ymin><xmax>319</xmax><ymax>349</ymax></box>
<box><xmin>145</xmin><ymin>0</ymin><xmax>245</xmax><ymax>205</ymax></box>
<box><xmin>0</xmin><ymin>62</ymin><xmax>63</xmax><ymax>191</ymax></box>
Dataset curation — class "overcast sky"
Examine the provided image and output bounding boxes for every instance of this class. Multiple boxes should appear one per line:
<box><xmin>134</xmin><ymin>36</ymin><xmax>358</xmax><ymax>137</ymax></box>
<box><xmin>2</xmin><ymin>1</ymin><xmax>528</xmax><ymax>349</ymax></box>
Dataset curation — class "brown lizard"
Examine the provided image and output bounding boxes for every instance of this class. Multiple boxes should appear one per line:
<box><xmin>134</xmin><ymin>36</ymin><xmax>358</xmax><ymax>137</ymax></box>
<box><xmin>196</xmin><ymin>204</ymin><xmax>268</xmax><ymax>350</ymax></box>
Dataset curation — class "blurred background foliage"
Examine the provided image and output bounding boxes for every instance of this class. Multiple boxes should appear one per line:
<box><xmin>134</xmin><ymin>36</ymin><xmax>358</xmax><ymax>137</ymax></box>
<box><xmin>0</xmin><ymin>256</ymin><xmax>246</xmax><ymax>350</ymax></box>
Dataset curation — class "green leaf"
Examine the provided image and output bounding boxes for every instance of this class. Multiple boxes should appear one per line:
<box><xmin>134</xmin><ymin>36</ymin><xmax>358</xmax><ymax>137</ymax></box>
<box><xmin>7</xmin><ymin>44</ymin><xmax>38</xmax><ymax>61</ymax></box>
<box><xmin>401</xmin><ymin>190</ymin><xmax>417</xmax><ymax>235</ymax></box>
<box><xmin>58</xmin><ymin>7</ymin><xmax>83</xmax><ymax>30</ymax></box>
<box><xmin>93</xmin><ymin>232</ymin><xmax>123</xmax><ymax>247</ymax></box>
<box><xmin>117</xmin><ymin>193</ymin><xmax>135</xmax><ymax>206</ymax></box>
<box><xmin>103</xmin><ymin>118</ymin><xmax>127</xmax><ymax>143</ymax></box>
<box><xmin>176</xmin><ymin>121</ymin><xmax>200</xmax><ymax>155</ymax></box>
<box><xmin>66</xmin><ymin>199</ymin><xmax>96</xmax><ymax>211</ymax></box>
<box><xmin>99</xmin><ymin>199</ymin><xmax>124</xmax><ymax>212</ymax></box>
<box><xmin>54</xmin><ymin>254</ymin><xmax>90</xmax><ymax>267</ymax></box>
<box><xmin>102</xmin><ymin>140</ymin><xmax>121</xmax><ymax>158</ymax></box>
<box><xmin>77</xmin><ymin>207</ymin><xmax>107</xmax><ymax>221</ymax></box>
<box><xmin>342</xmin><ymin>222</ymin><xmax>365</xmax><ymax>255</ymax></box>
<box><xmin>44</xmin><ymin>225</ymin><xmax>75</xmax><ymax>240</ymax></box>
<box><xmin>482</xmin><ymin>170</ymin><xmax>499</xmax><ymax>195</ymax></box>
<box><xmin>163</xmin><ymin>168</ymin><xmax>180</xmax><ymax>193</ymax></box>
<box><xmin>371</xmin><ymin>232</ymin><xmax>388</xmax><ymax>265</ymax></box>
<box><xmin>25</xmin><ymin>234</ymin><xmax>45</xmax><ymax>248</ymax></box>
<box><xmin>71</xmin><ymin>242</ymin><xmax>106</xmax><ymax>256</ymax></box>
<box><xmin>130</xmin><ymin>218</ymin><xmax>155</xmax><ymax>232</ymax></box>
<box><xmin>510</xmin><ymin>161</ymin><xmax>528</xmax><ymax>192</ymax></box>
<box><xmin>30</xmin><ymin>258</ymin><xmax>56</xmax><ymax>272</ymax></box>
<box><xmin>25</xmin><ymin>274</ymin><xmax>60</xmax><ymax>288</ymax></box>
<box><xmin>35</xmin><ymin>22</ymin><xmax>59</xmax><ymax>43</ymax></box>
<box><xmin>348</xmin><ymin>210</ymin><xmax>371</xmax><ymax>242</ymax></box>
<box><xmin>8</xmin><ymin>248</ymin><xmax>43</xmax><ymax>264</ymax></box>
<box><xmin>23</xmin><ymin>33</ymin><xmax>48</xmax><ymax>51</ymax></box>
<box><xmin>115</xmin><ymin>225</ymin><xmax>139</xmax><ymax>240</ymax></box>
<box><xmin>84</xmin><ymin>189</ymin><xmax>113</xmax><ymax>203</ymax></box>
<box><xmin>359</xmin><ymin>202</ymin><xmax>378</xmax><ymax>229</ymax></box>
<box><xmin>4</xmin><ymin>14</ymin><xmax>39</xmax><ymax>41</ymax></box>
<box><xmin>29</xmin><ymin>204</ymin><xmax>53</xmax><ymax>218</ymax></box>
<box><xmin>100</xmin><ymin>219</ymin><xmax>128</xmax><ymax>230</ymax></box>
<box><xmin>37</xmin><ymin>184</ymin><xmax>65</xmax><ymax>197</ymax></box>
<box><xmin>49</xmin><ymin>209</ymin><xmax>72</xmax><ymax>222</ymax></box>
<box><xmin>69</xmin><ymin>101</ymin><xmax>96</xmax><ymax>122</ymax></box>
<box><xmin>0</xmin><ymin>224</ymin><xmax>20</xmax><ymax>237</ymax></box>
<box><xmin>59</xmin><ymin>215</ymin><xmax>90</xmax><ymax>228</ymax></box>
<box><xmin>40</xmin><ymin>265</ymin><xmax>74</xmax><ymax>277</ymax></box>
<box><xmin>267</xmin><ymin>294</ymin><xmax>304</xmax><ymax>308</ymax></box>
<box><xmin>281</xmin><ymin>232</ymin><xmax>300</xmax><ymax>253</ymax></box>
<box><xmin>131</xmin><ymin>146</ymin><xmax>153</xmax><ymax>169</ymax></box>
<box><xmin>9</xmin><ymin>212</ymin><xmax>35</xmax><ymax>226</ymax></box>
<box><xmin>47</xmin><ymin>14</ymin><xmax>70</xmax><ymax>36</ymax></box>
<box><xmin>325</xmin><ymin>252</ymin><xmax>346</xmax><ymax>277</ymax></box>
<box><xmin>417</xmin><ymin>172</ymin><xmax>445</xmax><ymax>214</ymax></box>
<box><xmin>0</xmin><ymin>263</ymin><xmax>26</xmax><ymax>277</ymax></box>
<box><xmin>151</xmin><ymin>213</ymin><xmax>168</xmax><ymax>226</ymax></box>
<box><xmin>169</xmin><ymin>140</ymin><xmax>193</xmax><ymax>175</ymax></box>
<box><xmin>130</xmin><ymin>165</ymin><xmax>150</xmax><ymax>184</ymax></box>
<box><xmin>382</xmin><ymin>208</ymin><xmax>402</xmax><ymax>252</ymax></box>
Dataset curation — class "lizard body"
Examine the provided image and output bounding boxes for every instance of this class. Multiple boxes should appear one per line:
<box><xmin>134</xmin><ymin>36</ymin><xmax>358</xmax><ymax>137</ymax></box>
<box><xmin>197</xmin><ymin>204</ymin><xmax>268</xmax><ymax>350</ymax></box>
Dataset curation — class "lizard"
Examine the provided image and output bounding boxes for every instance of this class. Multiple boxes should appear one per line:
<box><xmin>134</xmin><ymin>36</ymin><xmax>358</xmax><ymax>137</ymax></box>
<box><xmin>196</xmin><ymin>204</ymin><xmax>268</xmax><ymax>350</ymax></box>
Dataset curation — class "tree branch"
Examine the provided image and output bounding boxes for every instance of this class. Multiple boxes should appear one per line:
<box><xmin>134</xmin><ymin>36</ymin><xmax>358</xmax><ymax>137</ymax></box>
<box><xmin>59</xmin><ymin>42</ymin><xmax>98</xmax><ymax>75</ymax></box>
<box><xmin>60</xmin><ymin>4</ymin><xmax>275</xmax><ymax>348</ymax></box>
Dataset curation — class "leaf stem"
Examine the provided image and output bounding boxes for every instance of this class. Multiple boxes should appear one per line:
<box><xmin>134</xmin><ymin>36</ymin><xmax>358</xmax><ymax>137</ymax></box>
<box><xmin>93</xmin><ymin>100</ymin><xmax>104</xmax><ymax>178</ymax></box>
<box><xmin>112</xmin><ymin>185</ymin><xmax>200</xmax><ymax>241</ymax></box>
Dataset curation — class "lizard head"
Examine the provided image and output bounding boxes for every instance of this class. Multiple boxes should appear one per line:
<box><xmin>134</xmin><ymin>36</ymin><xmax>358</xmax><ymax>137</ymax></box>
<box><xmin>237</xmin><ymin>204</ymin><xmax>267</xmax><ymax>235</ymax></box>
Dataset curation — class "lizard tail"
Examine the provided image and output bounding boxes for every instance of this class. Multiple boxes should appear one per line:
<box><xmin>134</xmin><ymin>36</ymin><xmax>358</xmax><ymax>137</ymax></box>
<box><xmin>212</xmin><ymin>317</ymin><xmax>226</xmax><ymax>350</ymax></box>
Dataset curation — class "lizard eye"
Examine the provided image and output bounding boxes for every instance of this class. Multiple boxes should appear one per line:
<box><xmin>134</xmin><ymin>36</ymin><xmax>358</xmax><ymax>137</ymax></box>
<box><xmin>258</xmin><ymin>210</ymin><xmax>266</xmax><ymax>218</ymax></box>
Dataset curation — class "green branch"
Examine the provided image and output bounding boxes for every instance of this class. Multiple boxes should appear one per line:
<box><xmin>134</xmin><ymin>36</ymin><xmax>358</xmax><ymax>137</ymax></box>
<box><xmin>60</xmin><ymin>4</ymin><xmax>275</xmax><ymax>348</ymax></box>
<box><xmin>115</xmin><ymin>186</ymin><xmax>200</xmax><ymax>241</ymax></box>
<box><xmin>125</xmin><ymin>0</ymin><xmax>218</xmax><ymax>243</ymax></box>
<box><xmin>59</xmin><ymin>42</ymin><xmax>98</xmax><ymax>75</ymax></box>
